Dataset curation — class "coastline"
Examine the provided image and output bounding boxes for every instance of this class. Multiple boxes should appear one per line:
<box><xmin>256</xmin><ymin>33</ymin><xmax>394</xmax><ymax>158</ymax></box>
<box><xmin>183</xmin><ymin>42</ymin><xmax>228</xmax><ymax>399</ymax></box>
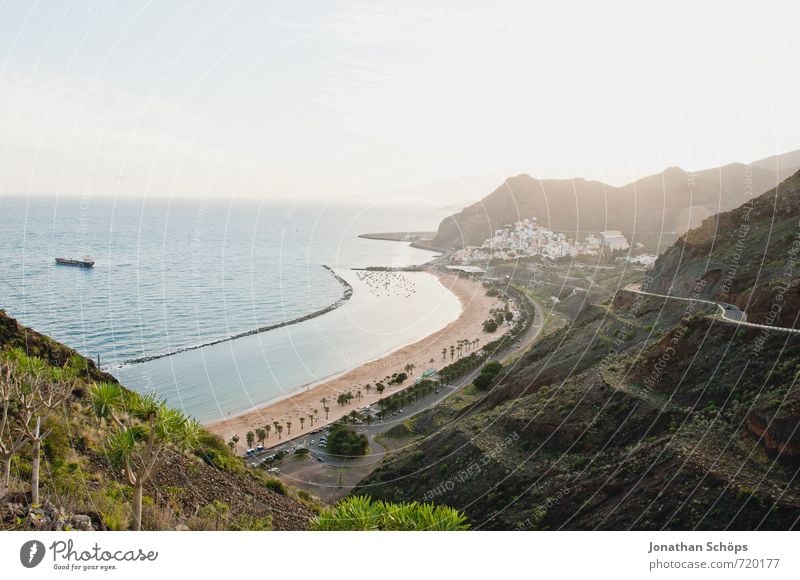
<box><xmin>115</xmin><ymin>265</ymin><xmax>353</xmax><ymax>368</ymax></box>
<box><xmin>207</xmin><ymin>269</ymin><xmax>505</xmax><ymax>448</ymax></box>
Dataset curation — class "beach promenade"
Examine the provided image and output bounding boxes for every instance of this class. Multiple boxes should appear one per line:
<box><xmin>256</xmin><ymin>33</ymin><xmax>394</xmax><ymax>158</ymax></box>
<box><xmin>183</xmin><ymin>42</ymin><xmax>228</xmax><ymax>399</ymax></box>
<box><xmin>208</xmin><ymin>269</ymin><xmax>506</xmax><ymax>448</ymax></box>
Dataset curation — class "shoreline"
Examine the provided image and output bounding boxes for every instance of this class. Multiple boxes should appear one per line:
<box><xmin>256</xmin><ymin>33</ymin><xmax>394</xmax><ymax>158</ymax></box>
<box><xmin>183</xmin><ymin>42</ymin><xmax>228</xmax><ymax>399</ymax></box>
<box><xmin>113</xmin><ymin>265</ymin><xmax>353</xmax><ymax>368</ymax></box>
<box><xmin>207</xmin><ymin>269</ymin><xmax>505</xmax><ymax>449</ymax></box>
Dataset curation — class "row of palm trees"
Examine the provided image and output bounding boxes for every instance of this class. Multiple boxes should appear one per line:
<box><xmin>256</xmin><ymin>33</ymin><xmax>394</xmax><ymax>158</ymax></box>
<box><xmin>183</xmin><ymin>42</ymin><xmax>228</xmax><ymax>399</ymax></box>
<box><xmin>441</xmin><ymin>338</ymin><xmax>481</xmax><ymax>362</ymax></box>
<box><xmin>229</xmin><ymin>362</ymin><xmax>422</xmax><ymax>452</ymax></box>
<box><xmin>232</xmin><ymin>405</ymin><xmax>329</xmax><ymax>451</ymax></box>
<box><xmin>376</xmin><ymin>379</ymin><xmax>439</xmax><ymax>419</ymax></box>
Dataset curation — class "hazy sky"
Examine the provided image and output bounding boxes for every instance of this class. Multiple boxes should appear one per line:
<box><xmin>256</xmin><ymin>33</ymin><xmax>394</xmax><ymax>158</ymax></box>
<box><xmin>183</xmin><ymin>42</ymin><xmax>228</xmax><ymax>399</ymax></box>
<box><xmin>1</xmin><ymin>1</ymin><xmax>799</xmax><ymax>204</ymax></box>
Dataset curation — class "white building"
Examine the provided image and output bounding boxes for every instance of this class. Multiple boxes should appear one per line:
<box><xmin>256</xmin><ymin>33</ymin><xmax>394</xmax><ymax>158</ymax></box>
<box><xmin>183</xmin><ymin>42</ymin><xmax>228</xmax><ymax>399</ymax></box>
<box><xmin>601</xmin><ymin>230</ymin><xmax>630</xmax><ymax>251</ymax></box>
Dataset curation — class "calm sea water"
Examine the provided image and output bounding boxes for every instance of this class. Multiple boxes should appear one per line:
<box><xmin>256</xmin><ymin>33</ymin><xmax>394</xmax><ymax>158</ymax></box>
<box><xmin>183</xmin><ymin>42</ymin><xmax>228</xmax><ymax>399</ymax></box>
<box><xmin>0</xmin><ymin>195</ymin><xmax>458</xmax><ymax>421</ymax></box>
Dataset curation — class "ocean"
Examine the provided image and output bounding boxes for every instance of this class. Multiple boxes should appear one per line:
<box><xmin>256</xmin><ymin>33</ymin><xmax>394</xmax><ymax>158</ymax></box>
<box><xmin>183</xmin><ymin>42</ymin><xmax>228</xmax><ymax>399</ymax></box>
<box><xmin>0</xmin><ymin>195</ymin><xmax>459</xmax><ymax>422</ymax></box>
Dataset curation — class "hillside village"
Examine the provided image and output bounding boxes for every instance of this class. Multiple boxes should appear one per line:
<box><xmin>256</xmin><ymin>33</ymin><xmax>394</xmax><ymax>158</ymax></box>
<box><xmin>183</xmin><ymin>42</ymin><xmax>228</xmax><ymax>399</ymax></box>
<box><xmin>450</xmin><ymin>217</ymin><xmax>649</xmax><ymax>263</ymax></box>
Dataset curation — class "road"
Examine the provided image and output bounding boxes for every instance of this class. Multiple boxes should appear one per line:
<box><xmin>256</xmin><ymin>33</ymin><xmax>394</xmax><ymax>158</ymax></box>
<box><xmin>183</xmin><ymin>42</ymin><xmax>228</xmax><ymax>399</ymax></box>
<box><xmin>250</xmin><ymin>290</ymin><xmax>546</xmax><ymax>501</ymax></box>
<box><xmin>625</xmin><ymin>283</ymin><xmax>800</xmax><ymax>333</ymax></box>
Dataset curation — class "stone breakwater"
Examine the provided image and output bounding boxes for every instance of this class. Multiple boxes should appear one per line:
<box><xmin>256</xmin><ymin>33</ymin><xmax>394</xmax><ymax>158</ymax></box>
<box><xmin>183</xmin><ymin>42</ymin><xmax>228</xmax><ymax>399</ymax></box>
<box><xmin>115</xmin><ymin>265</ymin><xmax>353</xmax><ymax>367</ymax></box>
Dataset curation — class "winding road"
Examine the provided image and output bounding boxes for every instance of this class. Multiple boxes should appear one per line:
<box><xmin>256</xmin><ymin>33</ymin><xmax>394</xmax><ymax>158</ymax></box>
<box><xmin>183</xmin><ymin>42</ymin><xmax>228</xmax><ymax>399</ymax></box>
<box><xmin>625</xmin><ymin>283</ymin><xmax>800</xmax><ymax>334</ymax></box>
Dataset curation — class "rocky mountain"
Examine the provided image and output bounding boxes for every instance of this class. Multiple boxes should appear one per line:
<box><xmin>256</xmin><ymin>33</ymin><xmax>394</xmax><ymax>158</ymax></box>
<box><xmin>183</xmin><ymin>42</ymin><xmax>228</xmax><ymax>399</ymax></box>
<box><xmin>358</xmin><ymin>298</ymin><xmax>800</xmax><ymax>530</ymax></box>
<box><xmin>432</xmin><ymin>151</ymin><xmax>800</xmax><ymax>251</ymax></box>
<box><xmin>358</xmin><ymin>172</ymin><xmax>800</xmax><ymax>529</ymax></box>
<box><xmin>648</xmin><ymin>169</ymin><xmax>800</xmax><ymax>326</ymax></box>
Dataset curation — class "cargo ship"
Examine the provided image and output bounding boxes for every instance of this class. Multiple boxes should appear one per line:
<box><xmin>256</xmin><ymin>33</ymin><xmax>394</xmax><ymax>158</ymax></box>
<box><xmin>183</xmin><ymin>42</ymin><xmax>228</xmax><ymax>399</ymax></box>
<box><xmin>55</xmin><ymin>255</ymin><xmax>95</xmax><ymax>268</ymax></box>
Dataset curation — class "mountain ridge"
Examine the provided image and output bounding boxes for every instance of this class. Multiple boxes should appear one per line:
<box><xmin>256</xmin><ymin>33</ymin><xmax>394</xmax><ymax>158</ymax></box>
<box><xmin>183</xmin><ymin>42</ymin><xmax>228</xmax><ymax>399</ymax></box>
<box><xmin>432</xmin><ymin>150</ymin><xmax>800</xmax><ymax>251</ymax></box>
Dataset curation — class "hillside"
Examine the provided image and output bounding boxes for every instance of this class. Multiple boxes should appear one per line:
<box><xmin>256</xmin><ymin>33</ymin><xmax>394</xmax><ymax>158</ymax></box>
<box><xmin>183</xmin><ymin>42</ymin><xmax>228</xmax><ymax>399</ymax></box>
<box><xmin>649</xmin><ymin>169</ymin><xmax>800</xmax><ymax>326</ymax></box>
<box><xmin>0</xmin><ymin>310</ymin><xmax>315</xmax><ymax>531</ymax></box>
<box><xmin>358</xmin><ymin>294</ymin><xmax>800</xmax><ymax>529</ymax></box>
<box><xmin>358</xmin><ymin>175</ymin><xmax>800</xmax><ymax>529</ymax></box>
<box><xmin>432</xmin><ymin>151</ymin><xmax>800</xmax><ymax>251</ymax></box>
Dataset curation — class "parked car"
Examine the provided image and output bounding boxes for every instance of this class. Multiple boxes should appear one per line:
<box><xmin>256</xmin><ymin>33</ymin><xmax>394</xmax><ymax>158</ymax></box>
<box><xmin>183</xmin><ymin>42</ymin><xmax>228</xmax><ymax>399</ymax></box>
<box><xmin>245</xmin><ymin>448</ymin><xmax>256</xmax><ymax>457</ymax></box>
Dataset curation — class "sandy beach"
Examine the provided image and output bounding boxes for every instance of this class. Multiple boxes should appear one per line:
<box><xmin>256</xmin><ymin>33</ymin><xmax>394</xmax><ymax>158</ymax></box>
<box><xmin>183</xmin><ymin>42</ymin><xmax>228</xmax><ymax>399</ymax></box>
<box><xmin>207</xmin><ymin>269</ymin><xmax>507</xmax><ymax>449</ymax></box>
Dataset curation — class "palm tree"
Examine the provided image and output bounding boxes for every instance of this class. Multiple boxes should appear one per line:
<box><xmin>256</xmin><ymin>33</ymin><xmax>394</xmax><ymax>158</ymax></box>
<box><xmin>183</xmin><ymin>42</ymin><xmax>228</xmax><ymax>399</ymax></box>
<box><xmin>90</xmin><ymin>382</ymin><xmax>201</xmax><ymax>530</ymax></box>
<box><xmin>404</xmin><ymin>363</ymin><xmax>416</xmax><ymax>375</ymax></box>
<box><xmin>450</xmin><ymin>345</ymin><xmax>455</xmax><ymax>360</ymax></box>
<box><xmin>286</xmin><ymin>421</ymin><xmax>292</xmax><ymax>435</ymax></box>
<box><xmin>273</xmin><ymin>420</ymin><xmax>279</xmax><ymax>433</ymax></box>
<box><xmin>324</xmin><ymin>406</ymin><xmax>330</xmax><ymax>420</ymax></box>
<box><xmin>264</xmin><ymin>424</ymin><xmax>271</xmax><ymax>439</ymax></box>
<box><xmin>320</xmin><ymin>397</ymin><xmax>328</xmax><ymax>408</ymax></box>
<box><xmin>356</xmin><ymin>389</ymin><xmax>362</xmax><ymax>401</ymax></box>
<box><xmin>376</xmin><ymin>383</ymin><xmax>385</xmax><ymax>396</ymax></box>
<box><xmin>255</xmin><ymin>428</ymin><xmax>266</xmax><ymax>447</ymax></box>
<box><xmin>299</xmin><ymin>417</ymin><xmax>305</xmax><ymax>430</ymax></box>
<box><xmin>313</xmin><ymin>408</ymin><xmax>319</xmax><ymax>423</ymax></box>
<box><xmin>276</xmin><ymin>424</ymin><xmax>284</xmax><ymax>439</ymax></box>
<box><xmin>308</xmin><ymin>413</ymin><xmax>314</xmax><ymax>427</ymax></box>
<box><xmin>364</xmin><ymin>383</ymin><xmax>372</xmax><ymax>395</ymax></box>
<box><xmin>246</xmin><ymin>431</ymin><xmax>255</xmax><ymax>449</ymax></box>
<box><xmin>442</xmin><ymin>348</ymin><xmax>447</xmax><ymax>361</ymax></box>
<box><xmin>228</xmin><ymin>434</ymin><xmax>240</xmax><ymax>452</ymax></box>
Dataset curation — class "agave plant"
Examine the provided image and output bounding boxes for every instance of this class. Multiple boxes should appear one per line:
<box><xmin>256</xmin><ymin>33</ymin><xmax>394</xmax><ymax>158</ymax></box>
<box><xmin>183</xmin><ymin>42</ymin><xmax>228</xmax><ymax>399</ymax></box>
<box><xmin>312</xmin><ymin>496</ymin><xmax>469</xmax><ymax>531</ymax></box>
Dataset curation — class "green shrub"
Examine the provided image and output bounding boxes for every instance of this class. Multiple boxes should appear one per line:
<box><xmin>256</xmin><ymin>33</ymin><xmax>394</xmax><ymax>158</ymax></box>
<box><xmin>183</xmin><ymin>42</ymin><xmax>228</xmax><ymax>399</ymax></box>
<box><xmin>91</xmin><ymin>481</ymin><xmax>132</xmax><ymax>530</ymax></box>
<box><xmin>327</xmin><ymin>422</ymin><xmax>369</xmax><ymax>457</ymax></box>
<box><xmin>474</xmin><ymin>361</ymin><xmax>503</xmax><ymax>390</ymax></box>
<box><xmin>194</xmin><ymin>430</ymin><xmax>245</xmax><ymax>475</ymax></box>
<box><xmin>228</xmin><ymin>514</ymin><xmax>273</xmax><ymax>531</ymax></box>
<box><xmin>312</xmin><ymin>496</ymin><xmax>469</xmax><ymax>531</ymax></box>
<box><xmin>263</xmin><ymin>477</ymin><xmax>287</xmax><ymax>496</ymax></box>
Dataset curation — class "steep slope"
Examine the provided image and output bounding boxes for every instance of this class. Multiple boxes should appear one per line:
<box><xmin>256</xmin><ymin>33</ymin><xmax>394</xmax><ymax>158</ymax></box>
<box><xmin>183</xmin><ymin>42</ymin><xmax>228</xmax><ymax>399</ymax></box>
<box><xmin>432</xmin><ymin>152</ymin><xmax>800</xmax><ymax>251</ymax></box>
<box><xmin>0</xmin><ymin>310</ymin><xmax>314</xmax><ymax>530</ymax></box>
<box><xmin>649</xmin><ymin>169</ymin><xmax>800</xmax><ymax>326</ymax></box>
<box><xmin>357</xmin><ymin>292</ymin><xmax>800</xmax><ymax>529</ymax></box>
<box><xmin>359</xmin><ymin>176</ymin><xmax>800</xmax><ymax>528</ymax></box>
